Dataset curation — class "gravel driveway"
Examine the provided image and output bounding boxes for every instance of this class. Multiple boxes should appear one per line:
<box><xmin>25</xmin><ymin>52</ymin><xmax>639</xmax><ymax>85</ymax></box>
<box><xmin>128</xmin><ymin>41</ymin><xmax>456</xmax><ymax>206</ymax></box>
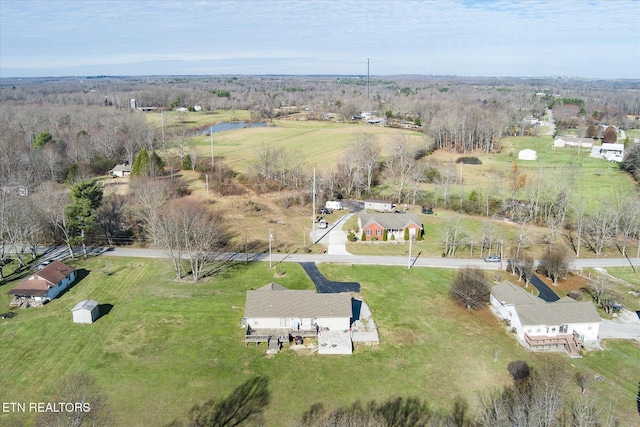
<box><xmin>599</xmin><ymin>309</ymin><xmax>640</xmax><ymax>341</ymax></box>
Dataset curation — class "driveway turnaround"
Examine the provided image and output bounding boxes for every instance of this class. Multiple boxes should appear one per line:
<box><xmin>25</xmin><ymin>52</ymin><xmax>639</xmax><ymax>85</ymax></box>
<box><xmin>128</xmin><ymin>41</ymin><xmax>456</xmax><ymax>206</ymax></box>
<box><xmin>299</xmin><ymin>262</ymin><xmax>360</xmax><ymax>293</ymax></box>
<box><xmin>529</xmin><ymin>273</ymin><xmax>560</xmax><ymax>302</ymax></box>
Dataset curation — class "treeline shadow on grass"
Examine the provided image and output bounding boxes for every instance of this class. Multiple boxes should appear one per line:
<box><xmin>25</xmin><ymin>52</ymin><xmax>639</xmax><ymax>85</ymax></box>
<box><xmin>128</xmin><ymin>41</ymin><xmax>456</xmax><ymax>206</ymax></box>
<box><xmin>167</xmin><ymin>376</ymin><xmax>270</xmax><ymax>427</ymax></box>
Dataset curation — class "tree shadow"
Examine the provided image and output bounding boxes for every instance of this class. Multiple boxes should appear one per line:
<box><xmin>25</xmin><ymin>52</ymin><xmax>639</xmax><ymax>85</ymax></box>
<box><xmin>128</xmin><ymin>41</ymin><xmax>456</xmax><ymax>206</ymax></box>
<box><xmin>168</xmin><ymin>376</ymin><xmax>270</xmax><ymax>427</ymax></box>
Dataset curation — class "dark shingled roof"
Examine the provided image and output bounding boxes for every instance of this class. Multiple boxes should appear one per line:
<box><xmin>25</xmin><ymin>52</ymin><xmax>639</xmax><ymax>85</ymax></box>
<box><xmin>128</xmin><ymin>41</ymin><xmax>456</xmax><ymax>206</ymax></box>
<box><xmin>359</xmin><ymin>213</ymin><xmax>422</xmax><ymax>230</ymax></box>
<box><xmin>491</xmin><ymin>281</ymin><xmax>601</xmax><ymax>326</ymax></box>
<box><xmin>245</xmin><ymin>283</ymin><xmax>352</xmax><ymax>319</ymax></box>
<box><xmin>35</xmin><ymin>260</ymin><xmax>75</xmax><ymax>285</ymax></box>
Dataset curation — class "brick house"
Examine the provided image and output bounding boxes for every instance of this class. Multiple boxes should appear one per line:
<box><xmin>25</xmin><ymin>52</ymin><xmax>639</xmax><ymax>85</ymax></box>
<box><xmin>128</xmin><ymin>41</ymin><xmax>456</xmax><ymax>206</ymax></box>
<box><xmin>358</xmin><ymin>213</ymin><xmax>423</xmax><ymax>241</ymax></box>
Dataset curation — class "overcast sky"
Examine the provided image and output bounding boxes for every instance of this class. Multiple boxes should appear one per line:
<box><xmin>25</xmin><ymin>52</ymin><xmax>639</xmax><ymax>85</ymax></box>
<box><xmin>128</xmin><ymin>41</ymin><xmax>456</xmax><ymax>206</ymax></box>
<box><xmin>1</xmin><ymin>0</ymin><xmax>639</xmax><ymax>79</ymax></box>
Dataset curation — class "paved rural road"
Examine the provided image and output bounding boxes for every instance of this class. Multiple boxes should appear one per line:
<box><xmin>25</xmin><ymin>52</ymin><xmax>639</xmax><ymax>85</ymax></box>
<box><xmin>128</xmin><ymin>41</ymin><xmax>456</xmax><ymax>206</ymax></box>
<box><xmin>97</xmin><ymin>247</ymin><xmax>639</xmax><ymax>270</ymax></box>
<box><xmin>528</xmin><ymin>273</ymin><xmax>560</xmax><ymax>302</ymax></box>
<box><xmin>32</xmin><ymin>245</ymin><xmax>638</xmax><ymax>270</ymax></box>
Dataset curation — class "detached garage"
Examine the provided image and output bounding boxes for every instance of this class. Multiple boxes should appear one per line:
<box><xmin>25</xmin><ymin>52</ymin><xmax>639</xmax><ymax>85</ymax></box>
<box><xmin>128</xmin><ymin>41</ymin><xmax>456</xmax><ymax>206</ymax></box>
<box><xmin>518</xmin><ymin>149</ymin><xmax>537</xmax><ymax>161</ymax></box>
<box><xmin>71</xmin><ymin>299</ymin><xmax>99</xmax><ymax>324</ymax></box>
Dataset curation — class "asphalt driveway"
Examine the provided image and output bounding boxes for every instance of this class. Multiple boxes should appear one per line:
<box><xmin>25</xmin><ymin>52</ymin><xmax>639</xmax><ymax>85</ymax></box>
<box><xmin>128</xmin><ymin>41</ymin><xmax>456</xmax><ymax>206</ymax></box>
<box><xmin>529</xmin><ymin>273</ymin><xmax>560</xmax><ymax>302</ymax></box>
<box><xmin>299</xmin><ymin>262</ymin><xmax>360</xmax><ymax>293</ymax></box>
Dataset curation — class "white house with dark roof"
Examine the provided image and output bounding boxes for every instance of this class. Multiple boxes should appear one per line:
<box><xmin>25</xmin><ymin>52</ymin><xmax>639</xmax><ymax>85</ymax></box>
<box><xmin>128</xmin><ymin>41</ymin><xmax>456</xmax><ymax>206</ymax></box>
<box><xmin>243</xmin><ymin>283</ymin><xmax>354</xmax><ymax>354</ymax></box>
<box><xmin>8</xmin><ymin>260</ymin><xmax>76</xmax><ymax>307</ymax></box>
<box><xmin>490</xmin><ymin>281</ymin><xmax>601</xmax><ymax>355</ymax></box>
<box><xmin>109</xmin><ymin>163</ymin><xmax>132</xmax><ymax>177</ymax></box>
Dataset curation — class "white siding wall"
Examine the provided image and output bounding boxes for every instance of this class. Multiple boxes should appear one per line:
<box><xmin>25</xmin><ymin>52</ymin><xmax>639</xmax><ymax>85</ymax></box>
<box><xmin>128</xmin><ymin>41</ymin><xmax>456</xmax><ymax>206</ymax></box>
<box><xmin>316</xmin><ymin>317</ymin><xmax>350</xmax><ymax>330</ymax></box>
<box><xmin>248</xmin><ymin>316</ymin><xmax>350</xmax><ymax>331</ymax></box>
<box><xmin>571</xmin><ymin>322</ymin><xmax>599</xmax><ymax>341</ymax></box>
<box><xmin>72</xmin><ymin>309</ymin><xmax>93</xmax><ymax>324</ymax></box>
<box><xmin>246</xmin><ymin>318</ymin><xmax>281</xmax><ymax>329</ymax></box>
<box><xmin>44</xmin><ymin>271</ymin><xmax>76</xmax><ymax>300</ymax></box>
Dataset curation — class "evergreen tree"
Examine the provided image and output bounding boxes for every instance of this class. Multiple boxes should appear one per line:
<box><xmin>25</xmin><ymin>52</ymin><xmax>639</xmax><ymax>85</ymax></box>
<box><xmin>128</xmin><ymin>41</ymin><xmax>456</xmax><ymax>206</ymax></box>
<box><xmin>131</xmin><ymin>148</ymin><xmax>149</xmax><ymax>176</ymax></box>
<box><xmin>66</xmin><ymin>180</ymin><xmax>103</xmax><ymax>259</ymax></box>
<box><xmin>382</xmin><ymin>229</ymin><xmax>387</xmax><ymax>241</ymax></box>
<box><xmin>404</xmin><ymin>227</ymin><xmax>410</xmax><ymax>241</ymax></box>
<box><xmin>34</xmin><ymin>132</ymin><xmax>53</xmax><ymax>149</ymax></box>
<box><xmin>361</xmin><ymin>230</ymin><xmax>366</xmax><ymax>241</ymax></box>
<box><xmin>149</xmin><ymin>151</ymin><xmax>165</xmax><ymax>178</ymax></box>
<box><xmin>182</xmin><ymin>154</ymin><xmax>192</xmax><ymax>170</ymax></box>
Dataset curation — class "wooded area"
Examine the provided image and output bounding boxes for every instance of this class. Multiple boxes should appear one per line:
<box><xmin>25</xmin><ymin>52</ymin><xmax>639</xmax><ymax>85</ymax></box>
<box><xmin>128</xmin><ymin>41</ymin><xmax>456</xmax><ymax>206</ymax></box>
<box><xmin>1</xmin><ymin>75</ymin><xmax>639</xmax><ymax>278</ymax></box>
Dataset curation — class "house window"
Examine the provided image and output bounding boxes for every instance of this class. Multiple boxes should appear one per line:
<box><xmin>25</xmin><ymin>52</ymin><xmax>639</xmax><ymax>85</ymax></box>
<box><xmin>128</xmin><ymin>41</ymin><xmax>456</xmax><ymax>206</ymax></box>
<box><xmin>559</xmin><ymin>325</ymin><xmax>568</xmax><ymax>334</ymax></box>
<box><xmin>587</xmin><ymin>326</ymin><xmax>592</xmax><ymax>330</ymax></box>
<box><xmin>536</xmin><ymin>328</ymin><xmax>541</xmax><ymax>333</ymax></box>
<box><xmin>526</xmin><ymin>329</ymin><xmax>532</xmax><ymax>334</ymax></box>
<box><xmin>376</xmin><ymin>229</ymin><xmax>382</xmax><ymax>236</ymax></box>
<box><xmin>366</xmin><ymin>230</ymin><xmax>371</xmax><ymax>235</ymax></box>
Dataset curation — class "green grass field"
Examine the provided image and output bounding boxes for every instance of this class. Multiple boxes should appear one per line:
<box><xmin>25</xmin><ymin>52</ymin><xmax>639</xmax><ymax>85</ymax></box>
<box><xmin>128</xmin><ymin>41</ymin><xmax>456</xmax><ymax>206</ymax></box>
<box><xmin>188</xmin><ymin>119</ymin><xmax>426</xmax><ymax>173</ymax></box>
<box><xmin>1</xmin><ymin>258</ymin><xmax>638</xmax><ymax>426</ymax></box>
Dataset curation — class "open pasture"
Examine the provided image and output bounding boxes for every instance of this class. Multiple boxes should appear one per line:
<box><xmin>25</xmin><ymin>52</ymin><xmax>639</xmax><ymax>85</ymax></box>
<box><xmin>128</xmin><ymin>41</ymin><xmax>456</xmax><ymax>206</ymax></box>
<box><xmin>189</xmin><ymin>119</ymin><xmax>426</xmax><ymax>173</ymax></box>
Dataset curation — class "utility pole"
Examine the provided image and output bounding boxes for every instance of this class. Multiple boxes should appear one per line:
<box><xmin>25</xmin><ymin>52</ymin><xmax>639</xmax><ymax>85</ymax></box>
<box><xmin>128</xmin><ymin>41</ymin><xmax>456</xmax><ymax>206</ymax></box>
<box><xmin>312</xmin><ymin>168</ymin><xmax>316</xmax><ymax>244</ymax></box>
<box><xmin>205</xmin><ymin>174</ymin><xmax>209</xmax><ymax>200</ymax></box>
<box><xmin>367</xmin><ymin>58</ymin><xmax>370</xmax><ymax>100</ymax></box>
<box><xmin>210</xmin><ymin>126</ymin><xmax>214</xmax><ymax>170</ymax></box>
<box><xmin>408</xmin><ymin>233</ymin><xmax>413</xmax><ymax>269</ymax></box>
<box><xmin>269</xmin><ymin>228</ymin><xmax>273</xmax><ymax>269</ymax></box>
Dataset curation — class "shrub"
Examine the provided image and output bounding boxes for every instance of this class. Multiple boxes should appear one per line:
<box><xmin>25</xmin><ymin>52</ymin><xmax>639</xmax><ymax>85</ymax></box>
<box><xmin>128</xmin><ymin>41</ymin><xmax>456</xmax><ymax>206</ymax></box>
<box><xmin>507</xmin><ymin>360</ymin><xmax>530</xmax><ymax>381</ymax></box>
<box><xmin>449</xmin><ymin>267</ymin><xmax>490</xmax><ymax>309</ymax></box>
<box><xmin>182</xmin><ymin>154</ymin><xmax>192</xmax><ymax>170</ymax></box>
<box><xmin>456</xmin><ymin>156</ymin><xmax>482</xmax><ymax>165</ymax></box>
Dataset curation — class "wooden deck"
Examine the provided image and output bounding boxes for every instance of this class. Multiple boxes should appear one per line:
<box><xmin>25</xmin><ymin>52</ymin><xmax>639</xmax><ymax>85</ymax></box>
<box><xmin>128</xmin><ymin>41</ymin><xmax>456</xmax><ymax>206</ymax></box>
<box><xmin>244</xmin><ymin>327</ymin><xmax>318</xmax><ymax>353</ymax></box>
<box><xmin>524</xmin><ymin>332</ymin><xmax>581</xmax><ymax>356</ymax></box>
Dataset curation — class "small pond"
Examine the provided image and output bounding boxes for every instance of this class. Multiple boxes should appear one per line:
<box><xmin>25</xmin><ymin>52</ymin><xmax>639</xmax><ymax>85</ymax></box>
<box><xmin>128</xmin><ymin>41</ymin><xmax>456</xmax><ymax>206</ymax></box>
<box><xmin>197</xmin><ymin>121</ymin><xmax>269</xmax><ymax>135</ymax></box>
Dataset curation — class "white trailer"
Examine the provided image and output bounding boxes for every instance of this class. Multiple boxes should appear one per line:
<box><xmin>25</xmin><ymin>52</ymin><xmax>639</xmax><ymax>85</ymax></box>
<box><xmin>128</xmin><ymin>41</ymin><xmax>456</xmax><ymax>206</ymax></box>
<box><xmin>325</xmin><ymin>201</ymin><xmax>343</xmax><ymax>210</ymax></box>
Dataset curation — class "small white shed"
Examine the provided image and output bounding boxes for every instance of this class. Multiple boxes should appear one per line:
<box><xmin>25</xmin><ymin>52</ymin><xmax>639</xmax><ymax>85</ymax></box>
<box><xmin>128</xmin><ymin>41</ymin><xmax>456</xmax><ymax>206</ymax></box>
<box><xmin>518</xmin><ymin>149</ymin><xmax>537</xmax><ymax>161</ymax></box>
<box><xmin>71</xmin><ymin>299</ymin><xmax>99</xmax><ymax>324</ymax></box>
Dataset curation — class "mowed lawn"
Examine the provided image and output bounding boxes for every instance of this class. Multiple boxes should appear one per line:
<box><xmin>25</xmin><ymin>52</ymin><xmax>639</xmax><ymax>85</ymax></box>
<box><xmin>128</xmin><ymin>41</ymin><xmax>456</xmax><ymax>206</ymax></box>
<box><xmin>1</xmin><ymin>258</ymin><xmax>638</xmax><ymax>426</ymax></box>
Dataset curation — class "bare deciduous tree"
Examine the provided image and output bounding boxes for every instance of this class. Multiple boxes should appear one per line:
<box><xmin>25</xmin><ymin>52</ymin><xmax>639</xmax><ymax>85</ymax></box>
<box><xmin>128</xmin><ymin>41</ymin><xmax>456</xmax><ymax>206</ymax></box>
<box><xmin>538</xmin><ymin>244</ymin><xmax>572</xmax><ymax>285</ymax></box>
<box><xmin>156</xmin><ymin>199</ymin><xmax>232</xmax><ymax>281</ymax></box>
<box><xmin>35</xmin><ymin>371</ymin><xmax>111</xmax><ymax>427</ymax></box>
<box><xmin>449</xmin><ymin>267</ymin><xmax>490</xmax><ymax>309</ymax></box>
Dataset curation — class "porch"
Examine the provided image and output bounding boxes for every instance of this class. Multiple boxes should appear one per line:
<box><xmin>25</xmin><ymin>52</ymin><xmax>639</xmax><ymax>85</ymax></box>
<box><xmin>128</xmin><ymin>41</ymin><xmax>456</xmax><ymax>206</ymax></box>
<box><xmin>244</xmin><ymin>326</ymin><xmax>318</xmax><ymax>354</ymax></box>
<box><xmin>9</xmin><ymin>296</ymin><xmax>43</xmax><ymax>308</ymax></box>
<box><xmin>524</xmin><ymin>332</ymin><xmax>581</xmax><ymax>356</ymax></box>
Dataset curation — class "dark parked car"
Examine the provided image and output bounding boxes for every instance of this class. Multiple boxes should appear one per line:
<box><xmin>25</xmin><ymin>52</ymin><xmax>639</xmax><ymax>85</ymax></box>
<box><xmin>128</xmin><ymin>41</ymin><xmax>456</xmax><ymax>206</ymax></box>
<box><xmin>319</xmin><ymin>208</ymin><xmax>333</xmax><ymax>215</ymax></box>
<box><xmin>484</xmin><ymin>255</ymin><xmax>501</xmax><ymax>263</ymax></box>
<box><xmin>421</xmin><ymin>207</ymin><xmax>433</xmax><ymax>214</ymax></box>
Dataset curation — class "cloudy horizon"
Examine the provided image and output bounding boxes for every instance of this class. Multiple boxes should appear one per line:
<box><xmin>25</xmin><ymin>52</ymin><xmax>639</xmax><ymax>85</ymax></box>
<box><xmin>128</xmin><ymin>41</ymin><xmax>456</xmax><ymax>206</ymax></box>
<box><xmin>1</xmin><ymin>0</ymin><xmax>639</xmax><ymax>79</ymax></box>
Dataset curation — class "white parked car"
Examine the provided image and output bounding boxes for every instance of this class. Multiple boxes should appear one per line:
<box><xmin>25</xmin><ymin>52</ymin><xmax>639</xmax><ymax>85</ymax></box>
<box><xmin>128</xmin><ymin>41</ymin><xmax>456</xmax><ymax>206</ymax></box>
<box><xmin>318</xmin><ymin>220</ymin><xmax>328</xmax><ymax>229</ymax></box>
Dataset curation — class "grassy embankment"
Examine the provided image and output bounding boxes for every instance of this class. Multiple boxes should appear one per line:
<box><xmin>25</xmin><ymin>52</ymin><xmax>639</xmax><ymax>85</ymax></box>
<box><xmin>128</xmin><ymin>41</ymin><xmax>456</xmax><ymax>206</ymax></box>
<box><xmin>1</xmin><ymin>257</ymin><xmax>639</xmax><ymax>426</ymax></box>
